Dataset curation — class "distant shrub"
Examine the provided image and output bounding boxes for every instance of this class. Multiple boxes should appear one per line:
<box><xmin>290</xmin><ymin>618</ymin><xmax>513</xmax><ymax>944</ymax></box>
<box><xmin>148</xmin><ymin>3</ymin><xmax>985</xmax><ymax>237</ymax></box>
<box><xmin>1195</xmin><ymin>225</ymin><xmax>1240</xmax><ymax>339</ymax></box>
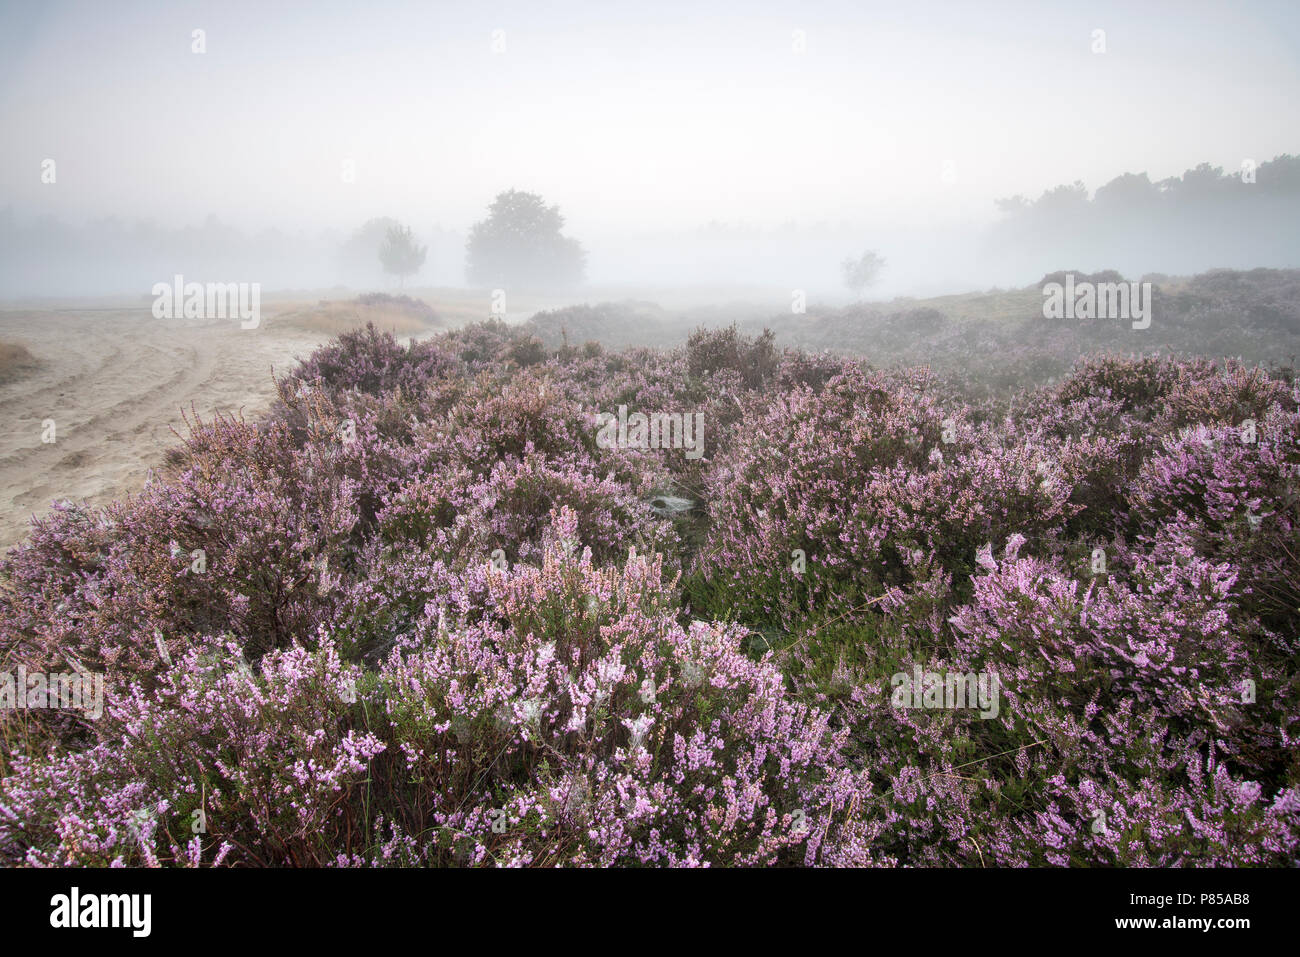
<box><xmin>355</xmin><ymin>292</ymin><xmax>439</xmax><ymax>321</ymax></box>
<box><xmin>0</xmin><ymin>340</ymin><xmax>38</xmax><ymax>383</ymax></box>
<box><xmin>1038</xmin><ymin>269</ymin><xmax>1126</xmax><ymax>287</ymax></box>
<box><xmin>526</xmin><ymin>301</ymin><xmax>667</xmax><ymax>350</ymax></box>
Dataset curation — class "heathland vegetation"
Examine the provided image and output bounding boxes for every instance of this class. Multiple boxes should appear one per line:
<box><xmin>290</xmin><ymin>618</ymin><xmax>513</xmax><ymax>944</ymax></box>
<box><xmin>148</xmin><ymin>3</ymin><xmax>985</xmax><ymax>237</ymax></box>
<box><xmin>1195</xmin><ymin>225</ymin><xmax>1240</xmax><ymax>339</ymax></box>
<box><xmin>2</xmin><ymin>289</ymin><xmax>1297</xmax><ymax>865</ymax></box>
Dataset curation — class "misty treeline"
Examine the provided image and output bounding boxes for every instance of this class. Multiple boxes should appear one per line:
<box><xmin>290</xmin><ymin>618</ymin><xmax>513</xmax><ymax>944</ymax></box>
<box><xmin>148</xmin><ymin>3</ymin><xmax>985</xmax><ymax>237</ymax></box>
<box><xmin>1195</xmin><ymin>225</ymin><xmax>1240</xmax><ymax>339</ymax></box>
<box><xmin>991</xmin><ymin>154</ymin><xmax>1300</xmax><ymax>278</ymax></box>
<box><xmin>0</xmin><ymin>208</ymin><xmax>450</xmax><ymax>298</ymax></box>
<box><xmin>1</xmin><ymin>154</ymin><xmax>1298</xmax><ymax>298</ymax></box>
<box><xmin>0</xmin><ymin>189</ymin><xmax>586</xmax><ymax>298</ymax></box>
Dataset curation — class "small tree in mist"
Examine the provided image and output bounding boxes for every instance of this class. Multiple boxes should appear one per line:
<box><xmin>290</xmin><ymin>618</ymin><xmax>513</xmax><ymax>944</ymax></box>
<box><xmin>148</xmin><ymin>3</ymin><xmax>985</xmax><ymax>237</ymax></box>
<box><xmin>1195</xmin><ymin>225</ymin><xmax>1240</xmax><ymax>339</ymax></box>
<box><xmin>841</xmin><ymin>250</ymin><xmax>885</xmax><ymax>298</ymax></box>
<box><xmin>379</xmin><ymin>224</ymin><xmax>427</xmax><ymax>288</ymax></box>
<box><xmin>466</xmin><ymin>189</ymin><xmax>586</xmax><ymax>289</ymax></box>
<box><xmin>338</xmin><ymin>217</ymin><xmax>401</xmax><ymax>281</ymax></box>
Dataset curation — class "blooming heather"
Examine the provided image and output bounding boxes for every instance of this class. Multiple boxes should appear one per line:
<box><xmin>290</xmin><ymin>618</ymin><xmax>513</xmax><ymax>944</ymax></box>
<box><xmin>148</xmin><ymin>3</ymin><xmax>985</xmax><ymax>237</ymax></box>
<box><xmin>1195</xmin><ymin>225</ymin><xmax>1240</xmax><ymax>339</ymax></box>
<box><xmin>0</xmin><ymin>324</ymin><xmax>1295</xmax><ymax>866</ymax></box>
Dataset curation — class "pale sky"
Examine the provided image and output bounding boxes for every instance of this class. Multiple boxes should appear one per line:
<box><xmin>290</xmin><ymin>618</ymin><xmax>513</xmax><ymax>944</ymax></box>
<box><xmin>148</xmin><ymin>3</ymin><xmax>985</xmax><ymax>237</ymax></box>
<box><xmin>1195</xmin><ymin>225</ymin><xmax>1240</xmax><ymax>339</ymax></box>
<box><xmin>1</xmin><ymin>0</ymin><xmax>1297</xmax><ymax>238</ymax></box>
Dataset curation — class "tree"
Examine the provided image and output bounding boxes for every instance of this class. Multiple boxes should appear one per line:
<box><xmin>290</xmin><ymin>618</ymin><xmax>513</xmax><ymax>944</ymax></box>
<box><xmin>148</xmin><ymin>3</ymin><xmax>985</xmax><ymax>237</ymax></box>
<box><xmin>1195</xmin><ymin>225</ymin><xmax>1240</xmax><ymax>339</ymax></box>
<box><xmin>338</xmin><ymin>217</ymin><xmax>402</xmax><ymax>282</ymax></box>
<box><xmin>1093</xmin><ymin>172</ymin><xmax>1158</xmax><ymax>209</ymax></box>
<box><xmin>994</xmin><ymin>195</ymin><xmax>1031</xmax><ymax>216</ymax></box>
<box><xmin>378</xmin><ymin>224</ymin><xmax>427</xmax><ymax>287</ymax></box>
<box><xmin>466</xmin><ymin>189</ymin><xmax>586</xmax><ymax>289</ymax></box>
<box><xmin>841</xmin><ymin>250</ymin><xmax>885</xmax><ymax>297</ymax></box>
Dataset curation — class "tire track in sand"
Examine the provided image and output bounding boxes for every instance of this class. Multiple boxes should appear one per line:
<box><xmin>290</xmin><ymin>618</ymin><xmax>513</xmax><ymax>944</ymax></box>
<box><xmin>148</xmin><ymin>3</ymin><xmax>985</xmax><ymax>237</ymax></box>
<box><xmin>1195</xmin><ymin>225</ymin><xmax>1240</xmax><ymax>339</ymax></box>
<box><xmin>0</xmin><ymin>309</ymin><xmax>324</xmax><ymax>551</ymax></box>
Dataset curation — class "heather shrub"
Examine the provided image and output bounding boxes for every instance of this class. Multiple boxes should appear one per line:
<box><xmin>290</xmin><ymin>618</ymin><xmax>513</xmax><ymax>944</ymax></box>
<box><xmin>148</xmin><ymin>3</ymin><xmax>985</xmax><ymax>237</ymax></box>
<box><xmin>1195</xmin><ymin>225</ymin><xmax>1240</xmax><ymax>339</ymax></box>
<box><xmin>356</xmin><ymin>508</ymin><xmax>882</xmax><ymax>866</ymax></box>
<box><xmin>296</xmin><ymin>321</ymin><xmax>456</xmax><ymax>396</ymax></box>
<box><xmin>694</xmin><ymin>364</ymin><xmax>1075</xmax><ymax>630</ymax></box>
<box><xmin>1039</xmin><ymin>269</ymin><xmax>1126</xmax><ymax>287</ymax></box>
<box><xmin>1055</xmin><ymin>354</ymin><xmax>1185</xmax><ymax>414</ymax></box>
<box><xmin>355</xmin><ymin>292</ymin><xmax>440</xmax><ymax>322</ymax></box>
<box><xmin>429</xmin><ymin>370</ymin><xmax>605</xmax><ymax>474</ymax></box>
<box><xmin>504</xmin><ymin>333</ymin><xmax>547</xmax><ymax>368</ymax></box>
<box><xmin>1126</xmin><ymin>405</ymin><xmax>1300</xmax><ymax>636</ymax></box>
<box><xmin>3</xmin><ymin>314</ymin><xmax>1298</xmax><ymax>868</ymax></box>
<box><xmin>462</xmin><ymin>457</ymin><xmax>678</xmax><ymax>567</ymax></box>
<box><xmin>1</xmin><ymin>412</ymin><xmax>359</xmax><ymax>697</ymax></box>
<box><xmin>525</xmin><ymin>301</ymin><xmax>669</xmax><ymax>351</ymax></box>
<box><xmin>374</xmin><ymin>454</ymin><xmax>677</xmax><ymax>570</ymax></box>
<box><xmin>773</xmin><ymin>349</ymin><xmax>859</xmax><ymax>394</ymax></box>
<box><xmin>685</xmin><ymin>324</ymin><xmax>778</xmax><ymax>390</ymax></box>
<box><xmin>799</xmin><ymin>537</ymin><xmax>1300</xmax><ymax>866</ymax></box>
<box><xmin>1</xmin><ymin>636</ymin><xmax>379</xmax><ymax>866</ymax></box>
<box><xmin>436</xmin><ymin>318</ymin><xmax>541</xmax><ymax>371</ymax></box>
<box><xmin>928</xmin><ymin>545</ymin><xmax>1300</xmax><ymax>864</ymax></box>
<box><xmin>1</xmin><ymin>510</ymin><xmax>881</xmax><ymax>867</ymax></box>
<box><xmin>1151</xmin><ymin>357</ymin><xmax>1294</xmax><ymax>435</ymax></box>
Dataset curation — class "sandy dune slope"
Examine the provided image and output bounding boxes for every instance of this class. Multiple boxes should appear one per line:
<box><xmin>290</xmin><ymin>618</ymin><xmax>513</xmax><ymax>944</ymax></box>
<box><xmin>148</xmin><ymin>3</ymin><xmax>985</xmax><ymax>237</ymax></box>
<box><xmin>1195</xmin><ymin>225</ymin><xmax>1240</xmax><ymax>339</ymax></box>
<box><xmin>0</xmin><ymin>308</ymin><xmax>331</xmax><ymax>553</ymax></box>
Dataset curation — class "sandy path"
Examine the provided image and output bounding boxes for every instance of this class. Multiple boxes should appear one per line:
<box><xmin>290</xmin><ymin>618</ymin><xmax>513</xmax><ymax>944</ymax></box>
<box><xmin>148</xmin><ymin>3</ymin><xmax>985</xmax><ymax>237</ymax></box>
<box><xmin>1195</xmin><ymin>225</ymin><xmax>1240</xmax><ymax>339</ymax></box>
<box><xmin>0</xmin><ymin>309</ymin><xmax>328</xmax><ymax>553</ymax></box>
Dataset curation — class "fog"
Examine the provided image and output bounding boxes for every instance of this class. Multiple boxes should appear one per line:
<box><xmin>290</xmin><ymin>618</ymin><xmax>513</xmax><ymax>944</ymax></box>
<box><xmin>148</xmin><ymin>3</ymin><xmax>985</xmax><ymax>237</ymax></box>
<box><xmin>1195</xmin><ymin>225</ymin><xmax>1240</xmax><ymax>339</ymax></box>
<box><xmin>2</xmin><ymin>0</ymin><xmax>1299</xmax><ymax>299</ymax></box>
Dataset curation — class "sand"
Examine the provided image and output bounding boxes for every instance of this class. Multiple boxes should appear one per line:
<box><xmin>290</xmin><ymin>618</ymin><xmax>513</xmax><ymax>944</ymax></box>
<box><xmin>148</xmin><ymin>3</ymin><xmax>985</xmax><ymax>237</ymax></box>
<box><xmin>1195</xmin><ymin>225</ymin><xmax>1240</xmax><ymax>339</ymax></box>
<box><xmin>0</xmin><ymin>306</ymin><xmax>345</xmax><ymax>553</ymax></box>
